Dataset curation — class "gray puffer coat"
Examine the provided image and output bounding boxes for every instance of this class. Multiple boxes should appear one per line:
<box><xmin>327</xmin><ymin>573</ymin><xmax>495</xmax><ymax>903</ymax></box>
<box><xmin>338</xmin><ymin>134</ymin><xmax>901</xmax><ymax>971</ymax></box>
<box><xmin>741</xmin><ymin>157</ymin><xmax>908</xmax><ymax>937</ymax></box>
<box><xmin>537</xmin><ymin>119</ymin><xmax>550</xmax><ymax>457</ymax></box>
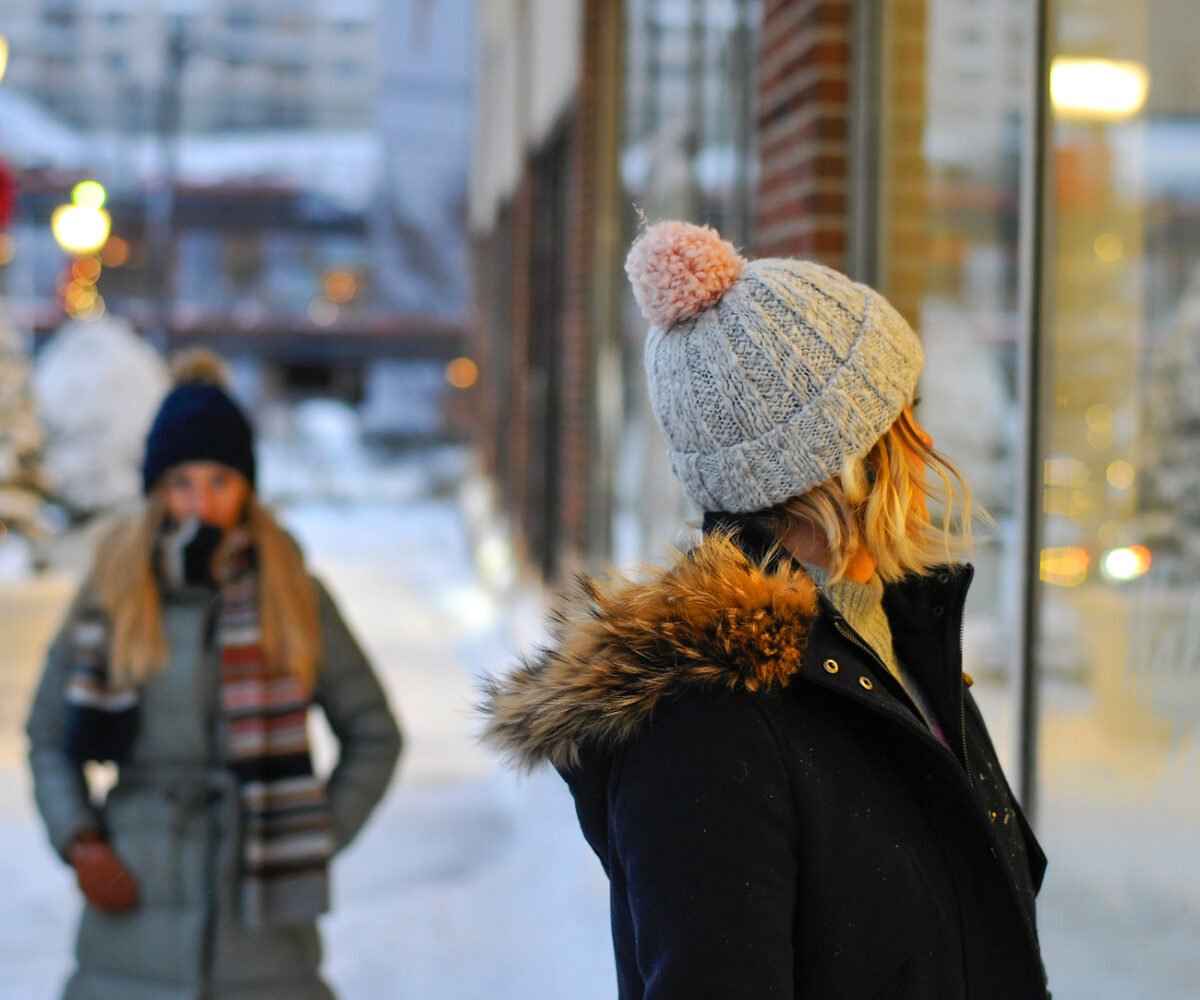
<box><xmin>26</xmin><ymin>575</ymin><xmax>403</xmax><ymax>1000</ymax></box>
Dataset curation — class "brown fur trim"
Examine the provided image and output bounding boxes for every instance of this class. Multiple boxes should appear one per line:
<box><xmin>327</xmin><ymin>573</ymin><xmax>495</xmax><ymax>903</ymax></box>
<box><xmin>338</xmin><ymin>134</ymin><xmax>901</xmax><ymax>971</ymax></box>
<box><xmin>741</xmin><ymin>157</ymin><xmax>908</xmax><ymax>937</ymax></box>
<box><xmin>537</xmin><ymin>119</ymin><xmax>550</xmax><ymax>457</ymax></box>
<box><xmin>479</xmin><ymin>532</ymin><xmax>818</xmax><ymax>770</ymax></box>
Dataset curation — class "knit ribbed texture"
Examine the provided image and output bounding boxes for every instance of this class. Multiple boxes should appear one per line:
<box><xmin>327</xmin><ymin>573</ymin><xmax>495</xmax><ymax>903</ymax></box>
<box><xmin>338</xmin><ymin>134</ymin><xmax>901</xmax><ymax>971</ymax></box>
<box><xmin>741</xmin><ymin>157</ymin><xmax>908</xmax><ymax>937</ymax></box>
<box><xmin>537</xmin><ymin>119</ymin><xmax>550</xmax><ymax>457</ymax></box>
<box><xmin>806</xmin><ymin>564</ymin><xmax>947</xmax><ymax>745</ymax></box>
<box><xmin>642</xmin><ymin>256</ymin><xmax>923</xmax><ymax>513</ymax></box>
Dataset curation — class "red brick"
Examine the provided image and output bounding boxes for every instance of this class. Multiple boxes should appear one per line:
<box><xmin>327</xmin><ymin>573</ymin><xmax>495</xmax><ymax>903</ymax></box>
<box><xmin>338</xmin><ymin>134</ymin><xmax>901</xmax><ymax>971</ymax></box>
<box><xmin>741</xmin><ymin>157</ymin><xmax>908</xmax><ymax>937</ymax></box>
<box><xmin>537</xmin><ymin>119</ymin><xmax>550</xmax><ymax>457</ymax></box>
<box><xmin>753</xmin><ymin>0</ymin><xmax>852</xmax><ymax>269</ymax></box>
<box><xmin>760</xmin><ymin>34</ymin><xmax>849</xmax><ymax>86</ymax></box>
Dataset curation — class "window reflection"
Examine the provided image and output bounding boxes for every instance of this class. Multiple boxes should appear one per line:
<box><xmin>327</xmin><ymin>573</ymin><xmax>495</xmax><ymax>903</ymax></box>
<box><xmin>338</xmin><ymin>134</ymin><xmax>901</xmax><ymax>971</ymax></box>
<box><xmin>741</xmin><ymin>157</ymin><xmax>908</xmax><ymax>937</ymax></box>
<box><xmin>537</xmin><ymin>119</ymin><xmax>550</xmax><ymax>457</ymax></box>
<box><xmin>1039</xmin><ymin>1</ymin><xmax>1200</xmax><ymax>995</ymax></box>
<box><xmin>878</xmin><ymin>0</ymin><xmax>1032</xmax><ymax>770</ymax></box>
<box><xmin>615</xmin><ymin>0</ymin><xmax>761</xmax><ymax>565</ymax></box>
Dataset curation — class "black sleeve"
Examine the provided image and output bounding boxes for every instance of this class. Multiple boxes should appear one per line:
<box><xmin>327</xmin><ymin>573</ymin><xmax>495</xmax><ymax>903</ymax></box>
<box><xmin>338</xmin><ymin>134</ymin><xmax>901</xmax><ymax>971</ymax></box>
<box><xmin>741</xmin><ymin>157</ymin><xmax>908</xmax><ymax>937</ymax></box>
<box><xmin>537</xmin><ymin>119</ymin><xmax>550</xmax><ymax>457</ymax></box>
<box><xmin>610</xmin><ymin>692</ymin><xmax>799</xmax><ymax>999</ymax></box>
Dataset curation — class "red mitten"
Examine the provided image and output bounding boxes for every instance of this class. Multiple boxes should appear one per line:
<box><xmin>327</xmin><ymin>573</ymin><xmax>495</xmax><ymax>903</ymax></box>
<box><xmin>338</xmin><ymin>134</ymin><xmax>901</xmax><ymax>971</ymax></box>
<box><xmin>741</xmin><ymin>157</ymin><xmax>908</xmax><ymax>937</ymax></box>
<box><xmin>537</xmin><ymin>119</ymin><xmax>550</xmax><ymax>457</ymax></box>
<box><xmin>69</xmin><ymin>833</ymin><xmax>139</xmax><ymax>914</ymax></box>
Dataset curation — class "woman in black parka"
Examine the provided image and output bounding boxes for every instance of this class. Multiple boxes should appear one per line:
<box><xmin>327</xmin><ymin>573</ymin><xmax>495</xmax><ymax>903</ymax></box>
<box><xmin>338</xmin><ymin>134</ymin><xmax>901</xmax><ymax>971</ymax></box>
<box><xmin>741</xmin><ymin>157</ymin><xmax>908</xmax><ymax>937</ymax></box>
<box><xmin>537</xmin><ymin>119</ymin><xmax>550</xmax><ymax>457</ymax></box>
<box><xmin>481</xmin><ymin>221</ymin><xmax>1050</xmax><ymax>999</ymax></box>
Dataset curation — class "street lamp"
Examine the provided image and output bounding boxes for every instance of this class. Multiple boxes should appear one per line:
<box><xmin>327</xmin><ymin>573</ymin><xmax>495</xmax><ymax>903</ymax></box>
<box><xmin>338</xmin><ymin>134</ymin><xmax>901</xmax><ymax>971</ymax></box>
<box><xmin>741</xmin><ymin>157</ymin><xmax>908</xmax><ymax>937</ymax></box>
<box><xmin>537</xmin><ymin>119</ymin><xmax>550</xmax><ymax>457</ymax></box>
<box><xmin>51</xmin><ymin>180</ymin><xmax>112</xmax><ymax>256</ymax></box>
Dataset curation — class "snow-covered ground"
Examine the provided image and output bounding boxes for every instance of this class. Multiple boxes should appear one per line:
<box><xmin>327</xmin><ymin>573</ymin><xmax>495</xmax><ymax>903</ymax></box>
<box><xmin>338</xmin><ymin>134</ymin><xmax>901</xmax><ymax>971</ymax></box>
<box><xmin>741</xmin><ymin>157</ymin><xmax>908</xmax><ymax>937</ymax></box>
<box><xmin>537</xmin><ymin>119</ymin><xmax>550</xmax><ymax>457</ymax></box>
<box><xmin>0</xmin><ymin>447</ymin><xmax>1196</xmax><ymax>998</ymax></box>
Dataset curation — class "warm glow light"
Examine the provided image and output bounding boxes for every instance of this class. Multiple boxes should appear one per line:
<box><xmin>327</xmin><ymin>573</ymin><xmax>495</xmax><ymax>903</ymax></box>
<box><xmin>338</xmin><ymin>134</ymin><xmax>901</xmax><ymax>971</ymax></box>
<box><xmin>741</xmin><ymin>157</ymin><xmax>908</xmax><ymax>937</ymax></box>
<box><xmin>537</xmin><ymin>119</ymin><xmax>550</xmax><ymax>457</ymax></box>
<box><xmin>63</xmin><ymin>282</ymin><xmax>105</xmax><ymax>319</ymax></box>
<box><xmin>1050</xmin><ymin>58</ymin><xmax>1150</xmax><ymax>120</ymax></box>
<box><xmin>1093</xmin><ymin>233</ymin><xmax>1124</xmax><ymax>263</ymax></box>
<box><xmin>1102</xmin><ymin>545</ymin><xmax>1151</xmax><ymax>583</ymax></box>
<box><xmin>446</xmin><ymin>356</ymin><xmax>479</xmax><ymax>390</ymax></box>
<box><xmin>0</xmin><ymin>35</ymin><xmax>9</xmax><ymax>84</ymax></box>
<box><xmin>323</xmin><ymin>269</ymin><xmax>359</xmax><ymax>305</ymax></box>
<box><xmin>1041</xmin><ymin>546</ymin><xmax>1090</xmax><ymax>588</ymax></box>
<box><xmin>71</xmin><ymin>257</ymin><xmax>102</xmax><ymax>285</ymax></box>
<box><xmin>101</xmin><ymin>236</ymin><xmax>130</xmax><ymax>267</ymax></box>
<box><xmin>1085</xmin><ymin>404</ymin><xmax>1112</xmax><ymax>431</ymax></box>
<box><xmin>0</xmin><ymin>234</ymin><xmax>14</xmax><ymax>266</ymax></box>
<box><xmin>63</xmin><ymin>281</ymin><xmax>97</xmax><ymax>311</ymax></box>
<box><xmin>71</xmin><ymin>180</ymin><xmax>107</xmax><ymax>211</ymax></box>
<box><xmin>1044</xmin><ymin>456</ymin><xmax>1089</xmax><ymax>487</ymax></box>
<box><xmin>52</xmin><ymin>204</ymin><xmax>112</xmax><ymax>255</ymax></box>
<box><xmin>1106</xmin><ymin>460</ymin><xmax>1135</xmax><ymax>491</ymax></box>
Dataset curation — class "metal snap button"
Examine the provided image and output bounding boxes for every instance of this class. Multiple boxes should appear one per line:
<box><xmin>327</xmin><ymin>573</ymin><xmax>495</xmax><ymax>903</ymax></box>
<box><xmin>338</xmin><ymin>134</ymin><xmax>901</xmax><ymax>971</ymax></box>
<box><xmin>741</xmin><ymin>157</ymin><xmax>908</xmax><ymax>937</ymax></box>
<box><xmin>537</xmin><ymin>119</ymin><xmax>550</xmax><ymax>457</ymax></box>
<box><xmin>933</xmin><ymin>605</ymin><xmax>945</xmax><ymax>617</ymax></box>
<box><xmin>858</xmin><ymin>675</ymin><xmax>874</xmax><ymax>691</ymax></box>
<box><xmin>823</xmin><ymin>659</ymin><xmax>840</xmax><ymax>675</ymax></box>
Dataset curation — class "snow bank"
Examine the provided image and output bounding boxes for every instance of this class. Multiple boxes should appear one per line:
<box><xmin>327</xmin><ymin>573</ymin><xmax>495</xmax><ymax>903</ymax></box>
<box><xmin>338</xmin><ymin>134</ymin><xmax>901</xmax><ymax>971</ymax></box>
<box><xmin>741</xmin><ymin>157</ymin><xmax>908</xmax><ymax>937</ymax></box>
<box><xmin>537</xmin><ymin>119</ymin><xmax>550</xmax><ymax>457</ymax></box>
<box><xmin>33</xmin><ymin>318</ymin><xmax>169</xmax><ymax>514</ymax></box>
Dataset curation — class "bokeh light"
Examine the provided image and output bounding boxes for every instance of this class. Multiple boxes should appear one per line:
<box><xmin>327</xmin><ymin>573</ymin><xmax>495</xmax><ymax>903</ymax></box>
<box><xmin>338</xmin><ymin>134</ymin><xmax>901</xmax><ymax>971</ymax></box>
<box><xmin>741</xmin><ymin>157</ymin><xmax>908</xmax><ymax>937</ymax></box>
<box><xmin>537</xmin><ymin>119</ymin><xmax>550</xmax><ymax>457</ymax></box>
<box><xmin>1101</xmin><ymin>545</ymin><xmax>1152</xmax><ymax>583</ymax></box>
<box><xmin>51</xmin><ymin>204</ymin><xmax>111</xmax><ymax>256</ymax></box>
<box><xmin>1050</xmin><ymin>58</ymin><xmax>1150</xmax><ymax>120</ymax></box>
<box><xmin>445</xmin><ymin>356</ymin><xmax>479</xmax><ymax>390</ymax></box>
<box><xmin>1040</xmin><ymin>546</ymin><xmax>1090</xmax><ymax>588</ymax></box>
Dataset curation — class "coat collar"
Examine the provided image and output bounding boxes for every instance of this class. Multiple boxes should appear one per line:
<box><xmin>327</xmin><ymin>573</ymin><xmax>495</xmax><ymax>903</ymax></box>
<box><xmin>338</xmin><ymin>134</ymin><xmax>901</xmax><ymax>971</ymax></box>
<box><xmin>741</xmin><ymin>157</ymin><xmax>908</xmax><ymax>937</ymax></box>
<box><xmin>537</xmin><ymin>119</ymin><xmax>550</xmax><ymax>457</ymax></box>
<box><xmin>700</xmin><ymin>511</ymin><xmax>977</xmax><ymax>748</ymax></box>
<box><xmin>479</xmin><ymin>531</ymin><xmax>820</xmax><ymax>770</ymax></box>
<box><xmin>478</xmin><ymin>525</ymin><xmax>974</xmax><ymax>771</ymax></box>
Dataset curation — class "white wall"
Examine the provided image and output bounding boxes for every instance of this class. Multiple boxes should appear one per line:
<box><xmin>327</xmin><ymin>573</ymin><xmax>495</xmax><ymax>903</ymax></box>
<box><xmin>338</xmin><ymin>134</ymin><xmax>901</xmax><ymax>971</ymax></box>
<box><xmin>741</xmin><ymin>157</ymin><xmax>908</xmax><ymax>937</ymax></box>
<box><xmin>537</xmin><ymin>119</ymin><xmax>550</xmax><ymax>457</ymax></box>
<box><xmin>469</xmin><ymin>0</ymin><xmax>582</xmax><ymax>234</ymax></box>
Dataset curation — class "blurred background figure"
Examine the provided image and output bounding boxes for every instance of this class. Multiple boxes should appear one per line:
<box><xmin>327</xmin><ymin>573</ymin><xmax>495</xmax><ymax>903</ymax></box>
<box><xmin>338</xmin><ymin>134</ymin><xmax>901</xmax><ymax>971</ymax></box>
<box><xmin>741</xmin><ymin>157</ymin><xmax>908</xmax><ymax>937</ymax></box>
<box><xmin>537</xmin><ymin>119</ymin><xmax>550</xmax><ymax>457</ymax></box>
<box><xmin>26</xmin><ymin>350</ymin><xmax>402</xmax><ymax>999</ymax></box>
<box><xmin>0</xmin><ymin>3</ymin><xmax>569</xmax><ymax>998</ymax></box>
<box><xmin>1</xmin><ymin>2</ymin><xmax>1199</xmax><ymax>999</ymax></box>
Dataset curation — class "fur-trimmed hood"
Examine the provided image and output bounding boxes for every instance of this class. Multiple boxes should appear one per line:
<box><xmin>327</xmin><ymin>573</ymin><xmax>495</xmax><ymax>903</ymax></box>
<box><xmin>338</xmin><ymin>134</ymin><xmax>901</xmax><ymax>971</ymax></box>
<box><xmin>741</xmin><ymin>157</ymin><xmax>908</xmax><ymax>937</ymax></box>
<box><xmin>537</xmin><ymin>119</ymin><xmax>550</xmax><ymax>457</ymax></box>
<box><xmin>479</xmin><ymin>532</ymin><xmax>819</xmax><ymax>770</ymax></box>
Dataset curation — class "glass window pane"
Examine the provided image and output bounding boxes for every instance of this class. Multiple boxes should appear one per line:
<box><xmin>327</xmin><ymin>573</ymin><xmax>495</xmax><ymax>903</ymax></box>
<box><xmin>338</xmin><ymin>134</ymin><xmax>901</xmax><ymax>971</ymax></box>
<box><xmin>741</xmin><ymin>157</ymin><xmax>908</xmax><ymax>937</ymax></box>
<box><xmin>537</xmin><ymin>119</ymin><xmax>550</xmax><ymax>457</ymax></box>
<box><xmin>1038</xmin><ymin>2</ymin><xmax>1200</xmax><ymax>996</ymax></box>
<box><xmin>877</xmin><ymin>0</ymin><xmax>1033</xmax><ymax>776</ymax></box>
<box><xmin>615</xmin><ymin>0</ymin><xmax>761</xmax><ymax>565</ymax></box>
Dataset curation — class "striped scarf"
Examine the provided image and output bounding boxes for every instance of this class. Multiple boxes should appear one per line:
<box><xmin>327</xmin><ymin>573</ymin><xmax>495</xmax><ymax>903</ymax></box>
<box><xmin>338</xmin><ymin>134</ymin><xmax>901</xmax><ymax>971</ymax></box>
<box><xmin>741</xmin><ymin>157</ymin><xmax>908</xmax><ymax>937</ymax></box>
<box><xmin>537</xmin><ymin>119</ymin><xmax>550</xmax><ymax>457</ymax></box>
<box><xmin>65</xmin><ymin>527</ymin><xmax>333</xmax><ymax>928</ymax></box>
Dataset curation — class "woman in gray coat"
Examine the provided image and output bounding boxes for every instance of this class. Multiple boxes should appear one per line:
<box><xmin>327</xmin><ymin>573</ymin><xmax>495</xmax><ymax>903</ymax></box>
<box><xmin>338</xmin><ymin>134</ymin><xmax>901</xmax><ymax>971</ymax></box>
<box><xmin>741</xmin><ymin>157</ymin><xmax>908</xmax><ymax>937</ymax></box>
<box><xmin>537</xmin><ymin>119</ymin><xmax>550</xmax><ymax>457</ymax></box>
<box><xmin>26</xmin><ymin>350</ymin><xmax>403</xmax><ymax>999</ymax></box>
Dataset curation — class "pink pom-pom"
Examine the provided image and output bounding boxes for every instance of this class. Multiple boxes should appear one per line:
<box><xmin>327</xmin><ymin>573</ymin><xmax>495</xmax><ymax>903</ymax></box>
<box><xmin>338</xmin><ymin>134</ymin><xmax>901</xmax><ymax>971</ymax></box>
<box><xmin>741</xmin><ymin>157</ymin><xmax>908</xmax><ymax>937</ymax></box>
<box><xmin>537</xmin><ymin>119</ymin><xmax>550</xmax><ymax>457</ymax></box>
<box><xmin>625</xmin><ymin>220</ymin><xmax>746</xmax><ymax>329</ymax></box>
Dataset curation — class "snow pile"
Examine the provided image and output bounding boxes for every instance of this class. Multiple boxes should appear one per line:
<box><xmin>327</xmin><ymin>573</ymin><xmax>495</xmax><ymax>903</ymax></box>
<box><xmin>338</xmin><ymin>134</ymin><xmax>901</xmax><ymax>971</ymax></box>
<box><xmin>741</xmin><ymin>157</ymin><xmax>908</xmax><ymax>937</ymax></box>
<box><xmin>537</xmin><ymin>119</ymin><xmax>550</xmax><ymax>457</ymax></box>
<box><xmin>33</xmin><ymin>318</ymin><xmax>169</xmax><ymax>515</ymax></box>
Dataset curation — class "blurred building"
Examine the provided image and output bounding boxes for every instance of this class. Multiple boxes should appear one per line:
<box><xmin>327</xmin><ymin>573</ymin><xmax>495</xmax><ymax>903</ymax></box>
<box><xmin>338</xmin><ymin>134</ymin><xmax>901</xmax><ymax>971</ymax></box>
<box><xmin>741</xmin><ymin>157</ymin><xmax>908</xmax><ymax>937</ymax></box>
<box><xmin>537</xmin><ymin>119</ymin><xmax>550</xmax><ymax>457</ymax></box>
<box><xmin>469</xmin><ymin>3</ymin><xmax>1200</xmax><ymax>994</ymax></box>
<box><xmin>0</xmin><ymin>0</ymin><xmax>473</xmax><ymax>397</ymax></box>
<box><xmin>0</xmin><ymin>0</ymin><xmax>378</xmax><ymax>132</ymax></box>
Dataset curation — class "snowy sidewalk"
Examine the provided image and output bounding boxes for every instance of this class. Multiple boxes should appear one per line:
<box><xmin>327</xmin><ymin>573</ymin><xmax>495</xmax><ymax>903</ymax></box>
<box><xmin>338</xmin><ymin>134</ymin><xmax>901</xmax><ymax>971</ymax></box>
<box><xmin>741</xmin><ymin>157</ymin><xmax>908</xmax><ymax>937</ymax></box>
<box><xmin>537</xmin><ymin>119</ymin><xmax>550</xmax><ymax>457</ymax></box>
<box><xmin>4</xmin><ymin>488</ymin><xmax>1197</xmax><ymax>998</ymax></box>
<box><xmin>0</xmin><ymin>495</ymin><xmax>614</xmax><ymax>1000</ymax></box>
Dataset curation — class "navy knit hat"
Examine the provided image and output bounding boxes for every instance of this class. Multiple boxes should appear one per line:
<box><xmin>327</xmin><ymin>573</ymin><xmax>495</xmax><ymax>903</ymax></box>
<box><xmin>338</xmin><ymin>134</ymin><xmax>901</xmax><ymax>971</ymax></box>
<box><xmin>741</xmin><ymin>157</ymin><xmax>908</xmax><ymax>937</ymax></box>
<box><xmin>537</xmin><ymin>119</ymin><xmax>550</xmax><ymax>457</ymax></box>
<box><xmin>142</xmin><ymin>349</ymin><xmax>256</xmax><ymax>494</ymax></box>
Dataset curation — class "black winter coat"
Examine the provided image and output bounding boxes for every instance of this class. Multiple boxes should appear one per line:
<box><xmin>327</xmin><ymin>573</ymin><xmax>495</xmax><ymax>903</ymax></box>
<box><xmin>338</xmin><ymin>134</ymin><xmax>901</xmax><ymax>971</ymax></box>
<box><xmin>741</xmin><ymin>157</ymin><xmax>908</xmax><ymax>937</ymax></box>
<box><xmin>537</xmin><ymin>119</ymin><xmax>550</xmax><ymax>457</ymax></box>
<box><xmin>481</xmin><ymin>528</ymin><xmax>1049</xmax><ymax>999</ymax></box>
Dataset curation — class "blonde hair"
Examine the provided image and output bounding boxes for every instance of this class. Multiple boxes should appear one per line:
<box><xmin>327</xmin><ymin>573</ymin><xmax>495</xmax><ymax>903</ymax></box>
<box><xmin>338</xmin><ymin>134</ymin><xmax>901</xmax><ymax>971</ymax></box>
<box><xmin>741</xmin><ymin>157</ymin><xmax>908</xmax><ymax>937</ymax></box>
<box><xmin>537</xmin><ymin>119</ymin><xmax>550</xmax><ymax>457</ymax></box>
<box><xmin>90</xmin><ymin>493</ymin><xmax>321</xmax><ymax>691</ymax></box>
<box><xmin>765</xmin><ymin>409</ymin><xmax>977</xmax><ymax>584</ymax></box>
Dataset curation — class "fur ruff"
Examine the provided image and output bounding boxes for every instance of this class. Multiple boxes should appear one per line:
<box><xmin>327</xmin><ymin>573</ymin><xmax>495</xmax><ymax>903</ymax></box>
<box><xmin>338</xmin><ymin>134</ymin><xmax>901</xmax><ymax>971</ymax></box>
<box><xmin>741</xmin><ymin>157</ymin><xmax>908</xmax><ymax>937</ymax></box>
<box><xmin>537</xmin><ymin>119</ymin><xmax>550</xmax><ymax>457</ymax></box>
<box><xmin>480</xmin><ymin>532</ymin><xmax>818</xmax><ymax>770</ymax></box>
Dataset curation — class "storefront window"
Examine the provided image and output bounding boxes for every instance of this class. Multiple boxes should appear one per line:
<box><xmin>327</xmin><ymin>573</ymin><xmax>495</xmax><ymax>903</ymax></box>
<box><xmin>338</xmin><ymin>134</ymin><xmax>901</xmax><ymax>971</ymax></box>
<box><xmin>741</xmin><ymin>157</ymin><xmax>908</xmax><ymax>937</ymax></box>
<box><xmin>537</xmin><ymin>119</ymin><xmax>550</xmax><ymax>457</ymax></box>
<box><xmin>877</xmin><ymin>0</ymin><xmax>1032</xmax><ymax>772</ymax></box>
<box><xmin>1037</xmin><ymin>2</ymin><xmax>1200</xmax><ymax>994</ymax></box>
<box><xmin>614</xmin><ymin>0</ymin><xmax>760</xmax><ymax>565</ymax></box>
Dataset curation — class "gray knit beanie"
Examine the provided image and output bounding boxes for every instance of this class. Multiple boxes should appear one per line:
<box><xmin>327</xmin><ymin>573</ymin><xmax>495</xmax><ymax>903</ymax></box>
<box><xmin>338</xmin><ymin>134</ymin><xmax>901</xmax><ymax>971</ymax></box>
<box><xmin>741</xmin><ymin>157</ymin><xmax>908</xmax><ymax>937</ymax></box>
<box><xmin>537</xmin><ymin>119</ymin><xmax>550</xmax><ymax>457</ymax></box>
<box><xmin>625</xmin><ymin>220</ymin><xmax>924</xmax><ymax>514</ymax></box>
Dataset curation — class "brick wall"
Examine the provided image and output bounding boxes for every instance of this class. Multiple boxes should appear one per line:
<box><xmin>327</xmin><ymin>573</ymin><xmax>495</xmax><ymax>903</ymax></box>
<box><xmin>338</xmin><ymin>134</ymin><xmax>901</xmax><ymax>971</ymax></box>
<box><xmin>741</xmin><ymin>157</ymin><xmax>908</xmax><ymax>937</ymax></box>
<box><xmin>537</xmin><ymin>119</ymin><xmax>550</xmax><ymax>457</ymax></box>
<box><xmin>559</xmin><ymin>78</ymin><xmax>591</xmax><ymax>573</ymax></box>
<box><xmin>753</xmin><ymin>0</ymin><xmax>853</xmax><ymax>269</ymax></box>
<box><xmin>507</xmin><ymin>174</ymin><xmax>535</xmax><ymax>558</ymax></box>
<box><xmin>557</xmin><ymin>0</ymin><xmax>622</xmax><ymax>574</ymax></box>
<box><xmin>470</xmin><ymin>0</ymin><xmax>623</xmax><ymax>583</ymax></box>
